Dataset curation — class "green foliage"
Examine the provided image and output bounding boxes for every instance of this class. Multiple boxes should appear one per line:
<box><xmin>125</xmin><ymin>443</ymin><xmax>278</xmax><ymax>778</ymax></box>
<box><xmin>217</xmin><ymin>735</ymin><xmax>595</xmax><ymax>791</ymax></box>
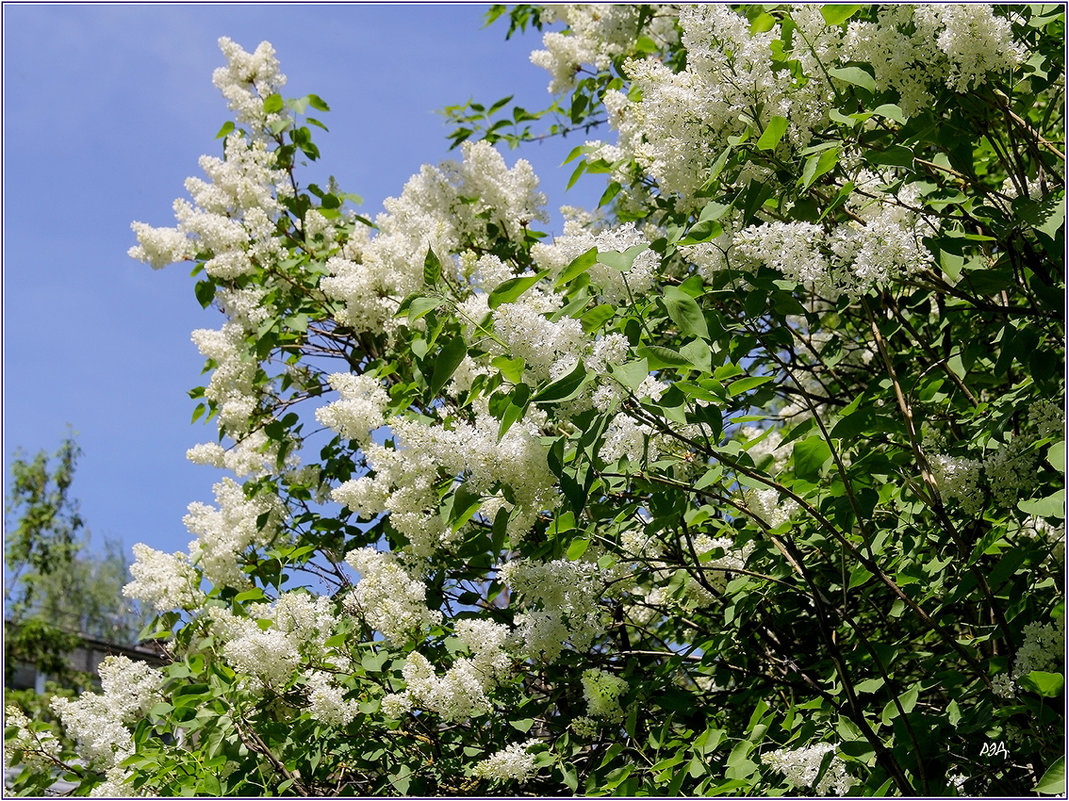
<box><xmin>11</xmin><ymin>6</ymin><xmax>1065</xmax><ymax>798</ymax></box>
<box><xmin>5</xmin><ymin>435</ymin><xmax>147</xmax><ymax>650</ymax></box>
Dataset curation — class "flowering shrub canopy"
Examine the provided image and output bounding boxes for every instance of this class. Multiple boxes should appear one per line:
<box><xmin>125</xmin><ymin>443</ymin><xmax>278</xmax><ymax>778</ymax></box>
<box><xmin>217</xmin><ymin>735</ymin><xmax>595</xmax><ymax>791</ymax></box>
<box><xmin>7</xmin><ymin>5</ymin><xmax>1065</xmax><ymax>797</ymax></box>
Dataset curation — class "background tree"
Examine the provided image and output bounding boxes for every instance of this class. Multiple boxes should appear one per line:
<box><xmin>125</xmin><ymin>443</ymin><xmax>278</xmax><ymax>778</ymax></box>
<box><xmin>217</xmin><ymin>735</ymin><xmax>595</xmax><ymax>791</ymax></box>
<box><xmin>5</xmin><ymin>434</ymin><xmax>147</xmax><ymax>685</ymax></box>
<box><xmin>6</xmin><ymin>6</ymin><xmax>1064</xmax><ymax>798</ymax></box>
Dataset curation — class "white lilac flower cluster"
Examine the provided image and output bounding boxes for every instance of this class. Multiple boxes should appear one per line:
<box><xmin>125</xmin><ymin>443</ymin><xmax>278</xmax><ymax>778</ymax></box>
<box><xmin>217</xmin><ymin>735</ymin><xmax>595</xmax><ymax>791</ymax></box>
<box><xmin>498</xmin><ymin>557</ymin><xmax>611</xmax><ymax>662</ymax></box>
<box><xmin>931</xmin><ymin>453</ymin><xmax>985</xmax><ymax>517</ymax></box>
<box><xmin>1029</xmin><ymin>398</ymin><xmax>1065</xmax><ymax>439</ymax></box>
<box><xmin>991</xmin><ymin>672</ymin><xmax>1015</xmax><ymax>699</ymax></box>
<box><xmin>187</xmin><ymin>428</ymin><xmax>280</xmax><ymax>478</ymax></box>
<box><xmin>321</xmin><ymin>140</ymin><xmax>547</xmax><ymax>335</ymax></box>
<box><xmin>931</xmin><ymin>437</ymin><xmax>1040</xmax><ymax>514</ymax></box>
<box><xmin>305</xmin><ymin>670</ymin><xmax>359</xmax><ymax>727</ymax></box>
<box><xmin>592</xmin><ymin>5</ymin><xmax>1025</xmax><ymax>208</ymax></box>
<box><xmin>189</xmin><ymin>322</ymin><xmax>258</xmax><ymax>437</ymax></box>
<box><xmin>123</xmin><ymin>543</ymin><xmax>204</xmax><ymax>613</ymax></box>
<box><xmin>343</xmin><ymin>547</ymin><xmax>442</xmax><ymax>643</ymax></box>
<box><xmin>748</xmin><ymin>489</ymin><xmax>801</xmax><ymax>530</ymax></box>
<box><xmin>1013</xmin><ymin>620</ymin><xmax>1065</xmax><ymax>681</ymax></box>
<box><xmin>491</xmin><ymin>288</ymin><xmax>587</xmax><ymax>383</ymax></box>
<box><xmin>599</xmin><ymin>412</ymin><xmax>659</xmax><ymax>465</ymax></box>
<box><xmin>50</xmin><ymin>656</ymin><xmax>162</xmax><ymax>774</ymax></box>
<box><xmin>183</xmin><ymin>477</ymin><xmax>285</xmax><ymax>590</ymax></box>
<box><xmin>992</xmin><ymin>619</ymin><xmax>1066</xmax><ymax>699</ymax></box>
<box><xmin>983</xmin><ymin>439</ymin><xmax>1038</xmax><ymax>509</ymax></box>
<box><xmin>208</xmin><ymin>607</ymin><xmax>301</xmax><ymax>688</ymax></box>
<box><xmin>382</xmin><ymin>619</ymin><xmax>512</xmax><ymax>722</ymax></box>
<box><xmin>618</xmin><ymin>530</ymin><xmax>753</xmax><ymax>617</ymax></box>
<box><xmin>330</xmin><ymin>402</ymin><xmax>557</xmax><ymax>555</ymax></box>
<box><xmin>532</xmin><ymin>219</ymin><xmax>658</xmax><ymax>303</ymax></box>
<box><xmin>603</xmin><ymin>5</ymin><xmax>840</xmax><ymax>205</ymax></box>
<box><xmin>126</xmin><ymin>477</ymin><xmax>288</xmax><ymax>608</ymax></box>
<box><xmin>762</xmin><ymin>741</ymin><xmax>856</xmax><ymax>796</ymax></box>
<box><xmin>331</xmin><ymin>440</ymin><xmax>443</xmax><ymax>557</ymax></box>
<box><xmin>313</xmin><ymin>372</ymin><xmax>390</xmax><ymax>447</ymax></box>
<box><xmin>732</xmin><ymin>184</ymin><xmax>935</xmax><ymax>298</ymax></box>
<box><xmin>529</xmin><ymin>5</ymin><xmax>678</xmax><ymax>94</ymax></box>
<box><xmin>472</xmin><ymin>739</ymin><xmax>541</xmax><ymax>784</ymax></box>
<box><xmin>206</xmin><ymin>594</ymin><xmax>342</xmax><ymax>691</ymax></box>
<box><xmin>129</xmin><ymin>115</ymin><xmax>289</xmax><ymax>273</ymax></box>
<box><xmin>690</xmin><ymin>535</ymin><xmax>756</xmax><ymax>599</ymax></box>
<box><xmin>4</xmin><ymin>705</ymin><xmax>59</xmax><ymax>770</ymax></box>
<box><xmin>249</xmin><ymin>591</ymin><xmax>341</xmax><ymax>658</ymax></box>
<box><xmin>212</xmin><ymin>37</ymin><xmax>287</xmax><ymax>132</ymax></box>
<box><xmin>847</xmin><ymin>6</ymin><xmax>1026</xmax><ymax>114</ymax></box>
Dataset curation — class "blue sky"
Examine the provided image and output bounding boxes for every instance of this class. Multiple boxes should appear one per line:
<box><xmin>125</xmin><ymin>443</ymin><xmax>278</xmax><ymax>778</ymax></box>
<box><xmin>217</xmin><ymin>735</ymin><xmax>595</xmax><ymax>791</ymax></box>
<box><xmin>3</xmin><ymin>4</ymin><xmax>602</xmax><ymax>560</ymax></box>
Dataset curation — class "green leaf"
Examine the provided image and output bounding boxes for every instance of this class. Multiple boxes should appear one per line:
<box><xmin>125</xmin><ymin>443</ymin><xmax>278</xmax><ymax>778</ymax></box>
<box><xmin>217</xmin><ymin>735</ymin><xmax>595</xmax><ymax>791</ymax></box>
<box><xmin>680</xmin><ymin>339</ymin><xmax>713</xmax><ymax>373</ymax></box>
<box><xmin>492</xmin><ymin>355</ymin><xmax>525</xmax><ymax>384</ymax></box>
<box><xmin>557</xmin><ymin>246</ymin><xmax>598</xmax><ymax>285</ymax></box>
<box><xmin>1018</xmin><ymin>489</ymin><xmax>1065</xmax><ymax>520</ymax></box>
<box><xmin>872</xmin><ymin>103</ymin><xmax>906</xmax><ymax>125</ymax></box>
<box><xmin>947</xmin><ymin>699</ymin><xmax>961</xmax><ymax>726</ymax></box>
<box><xmin>828</xmin><ymin>66</ymin><xmax>876</xmax><ymax>93</ymax></box>
<box><xmin>581</xmin><ymin>303</ymin><xmax>615</xmax><ymax>333</ymax></box>
<box><xmin>1019</xmin><ymin>671</ymin><xmax>1064</xmax><ymax>697</ymax></box>
<box><xmin>361</xmin><ymin>651</ymin><xmax>389</xmax><ymax>673</ymax></box>
<box><xmin>728</xmin><ymin>375</ymin><xmax>774</xmax><ymax>396</ymax></box>
<box><xmin>1047</xmin><ymin>441</ymin><xmax>1065</xmax><ymax>474</ymax></box>
<box><xmin>638</xmin><ymin>346</ymin><xmax>693</xmax><ymax>370</ymax></box>
<box><xmin>821</xmin><ymin>4</ymin><xmax>863</xmax><ymax>24</ymax></box>
<box><xmin>714</xmin><ymin>362</ymin><xmax>744</xmax><ymax>381</ymax></box>
<box><xmin>898</xmin><ymin>684</ymin><xmax>919</xmax><ymax>714</ymax></box>
<box><xmin>725</xmin><ymin>741</ymin><xmax>757</xmax><ymax>779</ymax></box>
<box><xmin>610</xmin><ymin>358</ymin><xmax>650</xmax><ymax>391</ymax></box>
<box><xmin>488</xmin><ymin>270</ymin><xmax>549</xmax><ymax>308</ymax></box>
<box><xmin>263</xmin><ymin>93</ymin><xmax>284</xmax><ymax>114</ymax></box>
<box><xmin>533</xmin><ymin>361</ymin><xmax>588</xmax><ymax>405</ymax></box>
<box><xmin>1016</xmin><ymin>194</ymin><xmax>1066</xmax><ymax>240</ymax></box>
<box><xmin>567</xmin><ymin>538</ymin><xmax>590</xmax><ymax>560</ymax></box>
<box><xmin>215</xmin><ymin>121</ymin><xmax>235</xmax><ymax>139</ymax></box>
<box><xmin>234</xmin><ymin>587</ymin><xmax>266</xmax><ymax>604</ymax></box>
<box><xmin>428</xmin><ymin>336</ymin><xmax>467</xmax><ymax>397</ymax></box>
<box><xmin>800</xmin><ymin>146</ymin><xmax>840</xmax><ymax>190</ymax></box>
<box><xmin>423</xmin><ymin>248</ymin><xmax>441</xmax><ymax>285</ymax></box>
<box><xmin>756</xmin><ymin>116</ymin><xmax>789</xmax><ymax>151</ymax></box>
<box><xmin>1035</xmin><ymin>756</ymin><xmax>1066</xmax><ymax>795</ymax></box>
<box><xmin>597</xmin><ymin>245</ymin><xmax>646</xmax><ymax>272</ymax></box>
<box><xmin>664</xmin><ymin>286</ymin><xmax>710</xmax><ymax>340</ymax></box>
<box><xmin>194</xmin><ymin>279</ymin><xmax>216</xmax><ymax>308</ymax></box>
<box><xmin>388</xmin><ymin>765</ymin><xmax>412</xmax><ymax>795</ymax></box>
<box><xmin>498</xmin><ymin>398</ymin><xmax>528</xmax><ymax>440</ymax></box>
<box><xmin>307</xmin><ymin>93</ymin><xmax>330</xmax><ymax>112</ymax></box>
<box><xmin>793</xmin><ymin>435</ymin><xmax>832</xmax><ymax>480</ymax></box>
<box><xmin>855</xmin><ymin>677</ymin><xmax>885</xmax><ymax>694</ymax></box>
<box><xmin>448</xmin><ymin>484</ymin><xmax>482</xmax><ymax>532</ymax></box>
<box><xmin>407</xmin><ymin>296</ymin><xmax>444</xmax><ymax>323</ymax></box>
<box><xmin>562</xmin><ymin>766</ymin><xmax>579</xmax><ymax>792</ymax></box>
<box><xmin>750</xmin><ymin>11</ymin><xmax>776</xmax><ymax>33</ymax></box>
<box><xmin>867</xmin><ymin>144</ymin><xmax>915</xmax><ymax>170</ymax></box>
<box><xmin>692</xmin><ymin>727</ymin><xmax>725</xmax><ymax>755</ymax></box>
<box><xmin>678</xmin><ymin>218</ymin><xmax>723</xmax><ymax>246</ymax></box>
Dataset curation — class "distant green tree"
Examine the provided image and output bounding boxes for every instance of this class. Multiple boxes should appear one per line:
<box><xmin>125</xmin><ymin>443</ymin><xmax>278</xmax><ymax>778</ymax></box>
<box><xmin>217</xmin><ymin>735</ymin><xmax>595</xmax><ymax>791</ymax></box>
<box><xmin>4</xmin><ymin>434</ymin><xmax>147</xmax><ymax>686</ymax></box>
